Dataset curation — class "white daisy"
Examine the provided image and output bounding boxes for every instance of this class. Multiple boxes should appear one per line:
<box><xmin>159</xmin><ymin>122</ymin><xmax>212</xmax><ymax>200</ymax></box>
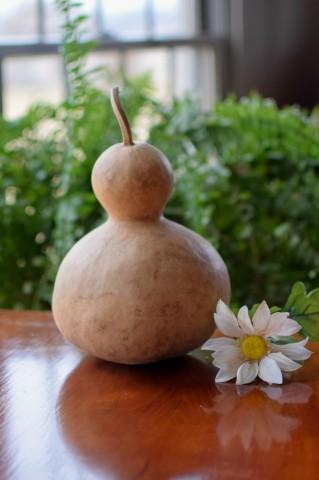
<box><xmin>202</xmin><ymin>300</ymin><xmax>312</xmax><ymax>385</ymax></box>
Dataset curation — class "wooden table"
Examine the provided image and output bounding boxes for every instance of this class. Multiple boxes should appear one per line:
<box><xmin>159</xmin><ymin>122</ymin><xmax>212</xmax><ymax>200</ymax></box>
<box><xmin>0</xmin><ymin>310</ymin><xmax>319</xmax><ymax>480</ymax></box>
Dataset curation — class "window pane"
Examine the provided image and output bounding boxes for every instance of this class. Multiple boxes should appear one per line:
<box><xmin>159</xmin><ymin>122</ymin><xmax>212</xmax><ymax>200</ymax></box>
<box><xmin>198</xmin><ymin>47</ymin><xmax>217</xmax><ymax>108</ymax></box>
<box><xmin>3</xmin><ymin>55</ymin><xmax>64</xmax><ymax>119</ymax></box>
<box><xmin>0</xmin><ymin>0</ymin><xmax>38</xmax><ymax>42</ymax></box>
<box><xmin>125</xmin><ymin>48</ymin><xmax>171</xmax><ymax>100</ymax></box>
<box><xmin>153</xmin><ymin>0</ymin><xmax>197</xmax><ymax>38</ymax></box>
<box><xmin>102</xmin><ymin>0</ymin><xmax>148</xmax><ymax>40</ymax></box>
<box><xmin>174</xmin><ymin>47</ymin><xmax>197</xmax><ymax>94</ymax></box>
<box><xmin>173</xmin><ymin>46</ymin><xmax>216</xmax><ymax>106</ymax></box>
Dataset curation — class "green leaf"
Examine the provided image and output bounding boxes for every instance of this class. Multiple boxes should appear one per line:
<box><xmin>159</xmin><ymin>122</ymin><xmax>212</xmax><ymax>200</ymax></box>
<box><xmin>270</xmin><ymin>305</ymin><xmax>281</xmax><ymax>314</ymax></box>
<box><xmin>284</xmin><ymin>281</ymin><xmax>319</xmax><ymax>341</ymax></box>
<box><xmin>270</xmin><ymin>335</ymin><xmax>296</xmax><ymax>345</ymax></box>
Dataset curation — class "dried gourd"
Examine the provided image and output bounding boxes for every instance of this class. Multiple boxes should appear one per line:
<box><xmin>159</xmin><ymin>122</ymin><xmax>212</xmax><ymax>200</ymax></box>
<box><xmin>52</xmin><ymin>87</ymin><xmax>230</xmax><ymax>364</ymax></box>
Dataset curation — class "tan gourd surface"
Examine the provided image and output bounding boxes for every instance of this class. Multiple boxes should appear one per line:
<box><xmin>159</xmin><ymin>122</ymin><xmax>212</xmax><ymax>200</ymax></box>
<box><xmin>52</xmin><ymin>87</ymin><xmax>230</xmax><ymax>364</ymax></box>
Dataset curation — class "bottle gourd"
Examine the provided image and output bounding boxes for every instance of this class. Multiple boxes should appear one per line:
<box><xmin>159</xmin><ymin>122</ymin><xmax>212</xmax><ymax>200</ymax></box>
<box><xmin>52</xmin><ymin>87</ymin><xmax>230</xmax><ymax>364</ymax></box>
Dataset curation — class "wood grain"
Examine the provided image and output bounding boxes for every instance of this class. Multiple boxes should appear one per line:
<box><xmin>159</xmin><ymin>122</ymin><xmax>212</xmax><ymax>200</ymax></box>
<box><xmin>0</xmin><ymin>309</ymin><xmax>319</xmax><ymax>480</ymax></box>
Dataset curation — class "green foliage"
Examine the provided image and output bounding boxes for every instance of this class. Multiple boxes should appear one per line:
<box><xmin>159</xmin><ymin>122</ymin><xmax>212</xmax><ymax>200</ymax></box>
<box><xmin>0</xmin><ymin>106</ymin><xmax>58</xmax><ymax>307</ymax></box>
<box><xmin>149</xmin><ymin>95</ymin><xmax>319</xmax><ymax>306</ymax></box>
<box><xmin>285</xmin><ymin>282</ymin><xmax>319</xmax><ymax>341</ymax></box>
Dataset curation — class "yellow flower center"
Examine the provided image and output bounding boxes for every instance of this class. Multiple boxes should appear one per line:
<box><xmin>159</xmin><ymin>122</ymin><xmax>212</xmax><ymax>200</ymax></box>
<box><xmin>240</xmin><ymin>335</ymin><xmax>268</xmax><ymax>361</ymax></box>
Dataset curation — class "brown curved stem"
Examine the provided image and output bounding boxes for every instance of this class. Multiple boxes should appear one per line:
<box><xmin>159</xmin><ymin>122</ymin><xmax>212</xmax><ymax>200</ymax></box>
<box><xmin>110</xmin><ymin>86</ymin><xmax>134</xmax><ymax>146</ymax></box>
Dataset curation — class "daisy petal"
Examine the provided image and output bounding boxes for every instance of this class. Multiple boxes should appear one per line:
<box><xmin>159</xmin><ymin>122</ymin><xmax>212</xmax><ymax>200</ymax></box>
<box><xmin>202</xmin><ymin>337</ymin><xmax>237</xmax><ymax>351</ymax></box>
<box><xmin>216</xmin><ymin>299</ymin><xmax>237</xmax><ymax>322</ymax></box>
<box><xmin>237</xmin><ymin>306</ymin><xmax>254</xmax><ymax>334</ymax></box>
<box><xmin>236</xmin><ymin>361</ymin><xmax>258</xmax><ymax>385</ymax></box>
<box><xmin>258</xmin><ymin>356</ymin><xmax>283</xmax><ymax>384</ymax></box>
<box><xmin>215</xmin><ymin>368</ymin><xmax>238</xmax><ymax>383</ymax></box>
<box><xmin>213</xmin><ymin>346</ymin><xmax>243</xmax><ymax>369</ymax></box>
<box><xmin>265</xmin><ymin>312</ymin><xmax>301</xmax><ymax>337</ymax></box>
<box><xmin>214</xmin><ymin>313</ymin><xmax>242</xmax><ymax>338</ymax></box>
<box><xmin>268</xmin><ymin>352</ymin><xmax>301</xmax><ymax>372</ymax></box>
<box><xmin>252</xmin><ymin>300</ymin><xmax>271</xmax><ymax>333</ymax></box>
<box><xmin>280</xmin><ymin>320</ymin><xmax>302</xmax><ymax>336</ymax></box>
<box><xmin>270</xmin><ymin>338</ymin><xmax>312</xmax><ymax>361</ymax></box>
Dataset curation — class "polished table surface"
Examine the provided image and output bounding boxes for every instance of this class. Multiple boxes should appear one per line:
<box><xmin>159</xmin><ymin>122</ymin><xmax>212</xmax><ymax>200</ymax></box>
<box><xmin>0</xmin><ymin>309</ymin><xmax>319</xmax><ymax>480</ymax></box>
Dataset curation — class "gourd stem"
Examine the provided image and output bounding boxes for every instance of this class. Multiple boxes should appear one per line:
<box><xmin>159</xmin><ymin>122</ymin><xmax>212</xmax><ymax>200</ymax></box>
<box><xmin>110</xmin><ymin>86</ymin><xmax>134</xmax><ymax>146</ymax></box>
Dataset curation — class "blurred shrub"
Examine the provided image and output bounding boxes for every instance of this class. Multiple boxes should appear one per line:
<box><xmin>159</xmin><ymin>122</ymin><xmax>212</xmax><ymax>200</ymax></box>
<box><xmin>150</xmin><ymin>95</ymin><xmax>319</xmax><ymax>306</ymax></box>
<box><xmin>1</xmin><ymin>0</ymin><xmax>319</xmax><ymax>309</ymax></box>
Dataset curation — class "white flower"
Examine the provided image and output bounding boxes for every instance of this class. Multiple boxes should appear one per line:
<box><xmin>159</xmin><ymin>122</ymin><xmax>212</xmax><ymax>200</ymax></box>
<box><xmin>202</xmin><ymin>300</ymin><xmax>312</xmax><ymax>385</ymax></box>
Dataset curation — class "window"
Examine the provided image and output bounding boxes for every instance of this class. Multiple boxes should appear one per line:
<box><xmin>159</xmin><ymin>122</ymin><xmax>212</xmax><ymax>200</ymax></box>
<box><xmin>0</xmin><ymin>0</ymin><xmax>229</xmax><ymax>118</ymax></box>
